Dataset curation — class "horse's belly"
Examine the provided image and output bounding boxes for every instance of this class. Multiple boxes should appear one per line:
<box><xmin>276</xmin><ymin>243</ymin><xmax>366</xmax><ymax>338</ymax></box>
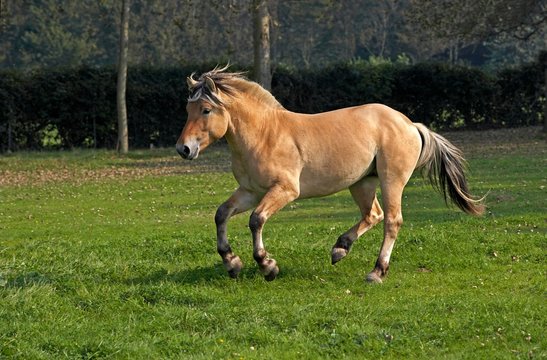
<box><xmin>298</xmin><ymin>158</ymin><xmax>374</xmax><ymax>199</ymax></box>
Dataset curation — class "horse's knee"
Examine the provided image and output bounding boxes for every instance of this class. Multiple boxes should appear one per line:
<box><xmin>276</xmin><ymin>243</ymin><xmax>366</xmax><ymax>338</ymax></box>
<box><xmin>215</xmin><ymin>203</ymin><xmax>233</xmax><ymax>258</ymax></box>
<box><xmin>215</xmin><ymin>203</ymin><xmax>230</xmax><ymax>226</ymax></box>
<box><xmin>249</xmin><ymin>211</ymin><xmax>265</xmax><ymax>233</ymax></box>
<box><xmin>384</xmin><ymin>214</ymin><xmax>403</xmax><ymax>229</ymax></box>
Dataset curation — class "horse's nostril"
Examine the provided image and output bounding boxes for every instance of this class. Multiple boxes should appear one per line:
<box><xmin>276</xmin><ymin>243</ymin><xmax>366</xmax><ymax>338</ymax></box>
<box><xmin>177</xmin><ymin>144</ymin><xmax>192</xmax><ymax>159</ymax></box>
<box><xmin>182</xmin><ymin>145</ymin><xmax>190</xmax><ymax>158</ymax></box>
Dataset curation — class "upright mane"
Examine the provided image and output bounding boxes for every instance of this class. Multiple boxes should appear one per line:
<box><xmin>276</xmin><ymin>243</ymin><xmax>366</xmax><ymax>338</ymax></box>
<box><xmin>187</xmin><ymin>66</ymin><xmax>284</xmax><ymax>109</ymax></box>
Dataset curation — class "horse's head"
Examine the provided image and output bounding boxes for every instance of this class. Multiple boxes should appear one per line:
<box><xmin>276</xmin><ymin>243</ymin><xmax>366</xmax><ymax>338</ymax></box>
<box><xmin>176</xmin><ymin>74</ymin><xmax>230</xmax><ymax>160</ymax></box>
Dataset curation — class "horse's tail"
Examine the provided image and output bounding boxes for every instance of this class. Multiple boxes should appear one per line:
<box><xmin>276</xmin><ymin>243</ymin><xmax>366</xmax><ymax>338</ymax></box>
<box><xmin>414</xmin><ymin>123</ymin><xmax>485</xmax><ymax>216</ymax></box>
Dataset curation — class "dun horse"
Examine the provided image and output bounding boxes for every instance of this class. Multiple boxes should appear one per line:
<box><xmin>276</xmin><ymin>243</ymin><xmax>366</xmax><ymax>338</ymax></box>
<box><xmin>176</xmin><ymin>67</ymin><xmax>484</xmax><ymax>283</ymax></box>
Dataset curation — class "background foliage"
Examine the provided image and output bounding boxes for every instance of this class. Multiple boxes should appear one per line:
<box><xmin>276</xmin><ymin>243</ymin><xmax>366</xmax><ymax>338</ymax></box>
<box><xmin>0</xmin><ymin>56</ymin><xmax>544</xmax><ymax>151</ymax></box>
<box><xmin>1</xmin><ymin>0</ymin><xmax>545</xmax><ymax>70</ymax></box>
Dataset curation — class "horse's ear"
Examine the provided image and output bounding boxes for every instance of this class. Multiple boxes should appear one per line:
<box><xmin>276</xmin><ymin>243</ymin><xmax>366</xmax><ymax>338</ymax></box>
<box><xmin>186</xmin><ymin>75</ymin><xmax>197</xmax><ymax>90</ymax></box>
<box><xmin>204</xmin><ymin>76</ymin><xmax>217</xmax><ymax>93</ymax></box>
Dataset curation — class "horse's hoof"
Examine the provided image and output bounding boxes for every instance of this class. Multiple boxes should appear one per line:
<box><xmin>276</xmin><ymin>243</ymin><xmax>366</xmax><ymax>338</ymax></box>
<box><xmin>227</xmin><ymin>268</ymin><xmax>240</xmax><ymax>279</ymax></box>
<box><xmin>262</xmin><ymin>259</ymin><xmax>279</xmax><ymax>281</ymax></box>
<box><xmin>331</xmin><ymin>247</ymin><xmax>348</xmax><ymax>265</ymax></box>
<box><xmin>365</xmin><ymin>272</ymin><xmax>383</xmax><ymax>284</ymax></box>
<box><xmin>224</xmin><ymin>255</ymin><xmax>243</xmax><ymax>278</ymax></box>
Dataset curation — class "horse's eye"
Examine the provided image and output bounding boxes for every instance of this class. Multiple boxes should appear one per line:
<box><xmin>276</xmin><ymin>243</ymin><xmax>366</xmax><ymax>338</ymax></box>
<box><xmin>203</xmin><ymin>109</ymin><xmax>212</xmax><ymax>115</ymax></box>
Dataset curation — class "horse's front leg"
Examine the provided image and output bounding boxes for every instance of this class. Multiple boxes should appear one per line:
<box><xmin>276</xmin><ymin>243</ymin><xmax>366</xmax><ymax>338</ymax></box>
<box><xmin>249</xmin><ymin>183</ymin><xmax>299</xmax><ymax>281</ymax></box>
<box><xmin>215</xmin><ymin>188</ymin><xmax>257</xmax><ymax>278</ymax></box>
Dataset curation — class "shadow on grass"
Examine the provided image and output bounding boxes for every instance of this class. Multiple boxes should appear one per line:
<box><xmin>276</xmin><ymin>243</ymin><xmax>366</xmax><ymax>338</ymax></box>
<box><xmin>3</xmin><ymin>271</ymin><xmax>52</xmax><ymax>289</ymax></box>
<box><xmin>125</xmin><ymin>264</ymin><xmax>227</xmax><ymax>285</ymax></box>
<box><xmin>124</xmin><ymin>261</ymin><xmax>319</xmax><ymax>285</ymax></box>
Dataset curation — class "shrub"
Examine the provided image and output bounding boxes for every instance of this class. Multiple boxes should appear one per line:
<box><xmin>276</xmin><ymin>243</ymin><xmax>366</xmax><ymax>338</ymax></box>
<box><xmin>0</xmin><ymin>58</ymin><xmax>543</xmax><ymax>151</ymax></box>
<box><xmin>495</xmin><ymin>62</ymin><xmax>544</xmax><ymax>128</ymax></box>
<box><xmin>390</xmin><ymin>63</ymin><xmax>497</xmax><ymax>130</ymax></box>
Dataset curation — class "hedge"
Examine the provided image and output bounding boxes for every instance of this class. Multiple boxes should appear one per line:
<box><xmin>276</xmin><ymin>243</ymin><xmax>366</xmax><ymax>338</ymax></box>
<box><xmin>0</xmin><ymin>57</ymin><xmax>544</xmax><ymax>151</ymax></box>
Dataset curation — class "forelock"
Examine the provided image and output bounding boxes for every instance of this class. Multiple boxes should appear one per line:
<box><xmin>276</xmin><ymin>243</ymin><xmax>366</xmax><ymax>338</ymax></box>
<box><xmin>188</xmin><ymin>85</ymin><xmax>224</xmax><ymax>106</ymax></box>
<box><xmin>187</xmin><ymin>66</ymin><xmax>243</xmax><ymax>106</ymax></box>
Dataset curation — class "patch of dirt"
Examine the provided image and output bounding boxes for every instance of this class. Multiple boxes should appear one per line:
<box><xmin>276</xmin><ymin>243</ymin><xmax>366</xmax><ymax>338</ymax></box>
<box><xmin>441</xmin><ymin>126</ymin><xmax>545</xmax><ymax>157</ymax></box>
<box><xmin>0</xmin><ymin>127</ymin><xmax>544</xmax><ymax>187</ymax></box>
<box><xmin>0</xmin><ymin>152</ymin><xmax>232</xmax><ymax>187</ymax></box>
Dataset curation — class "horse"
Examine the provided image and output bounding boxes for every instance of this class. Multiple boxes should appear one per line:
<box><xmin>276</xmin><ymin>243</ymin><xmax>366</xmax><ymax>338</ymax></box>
<box><xmin>176</xmin><ymin>66</ymin><xmax>484</xmax><ymax>283</ymax></box>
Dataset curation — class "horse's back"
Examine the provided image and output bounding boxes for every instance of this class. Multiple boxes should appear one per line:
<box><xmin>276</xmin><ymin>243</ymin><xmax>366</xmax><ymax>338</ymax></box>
<box><xmin>288</xmin><ymin>103</ymin><xmax>422</xmax><ymax>198</ymax></box>
<box><xmin>291</xmin><ymin>103</ymin><xmax>421</xmax><ymax>159</ymax></box>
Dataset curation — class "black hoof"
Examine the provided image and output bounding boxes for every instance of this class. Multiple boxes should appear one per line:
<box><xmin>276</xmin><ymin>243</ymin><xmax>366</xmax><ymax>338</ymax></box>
<box><xmin>264</xmin><ymin>268</ymin><xmax>279</xmax><ymax>281</ymax></box>
<box><xmin>331</xmin><ymin>247</ymin><xmax>348</xmax><ymax>265</ymax></box>
<box><xmin>228</xmin><ymin>268</ymin><xmax>240</xmax><ymax>279</ymax></box>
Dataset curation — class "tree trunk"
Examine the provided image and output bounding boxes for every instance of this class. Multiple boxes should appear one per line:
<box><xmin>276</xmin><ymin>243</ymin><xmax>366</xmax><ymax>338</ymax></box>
<box><xmin>7</xmin><ymin>121</ymin><xmax>12</xmax><ymax>153</ymax></box>
<box><xmin>117</xmin><ymin>0</ymin><xmax>130</xmax><ymax>153</ymax></box>
<box><xmin>543</xmin><ymin>52</ymin><xmax>547</xmax><ymax>133</ymax></box>
<box><xmin>252</xmin><ymin>0</ymin><xmax>271</xmax><ymax>91</ymax></box>
<box><xmin>544</xmin><ymin>67</ymin><xmax>546</xmax><ymax>133</ymax></box>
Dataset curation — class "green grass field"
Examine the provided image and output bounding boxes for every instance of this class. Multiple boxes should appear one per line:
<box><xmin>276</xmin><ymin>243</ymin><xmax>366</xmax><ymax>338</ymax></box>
<box><xmin>1</xmin><ymin>128</ymin><xmax>545</xmax><ymax>359</ymax></box>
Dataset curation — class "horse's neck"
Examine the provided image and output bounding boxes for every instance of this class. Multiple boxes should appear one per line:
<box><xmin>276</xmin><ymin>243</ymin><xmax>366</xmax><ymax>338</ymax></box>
<box><xmin>225</xmin><ymin>99</ymin><xmax>280</xmax><ymax>153</ymax></box>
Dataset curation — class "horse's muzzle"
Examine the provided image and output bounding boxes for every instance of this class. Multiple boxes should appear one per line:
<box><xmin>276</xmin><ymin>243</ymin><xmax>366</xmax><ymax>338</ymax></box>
<box><xmin>176</xmin><ymin>142</ymin><xmax>199</xmax><ymax>160</ymax></box>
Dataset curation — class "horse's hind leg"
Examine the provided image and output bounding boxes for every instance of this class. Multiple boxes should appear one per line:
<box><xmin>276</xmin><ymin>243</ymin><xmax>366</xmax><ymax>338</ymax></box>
<box><xmin>365</xmin><ymin>178</ymin><xmax>405</xmax><ymax>284</ymax></box>
<box><xmin>363</xmin><ymin>123</ymin><xmax>421</xmax><ymax>283</ymax></box>
<box><xmin>215</xmin><ymin>188</ymin><xmax>257</xmax><ymax>278</ymax></box>
<box><xmin>331</xmin><ymin>176</ymin><xmax>384</xmax><ymax>264</ymax></box>
<box><xmin>366</xmin><ymin>156</ymin><xmax>417</xmax><ymax>283</ymax></box>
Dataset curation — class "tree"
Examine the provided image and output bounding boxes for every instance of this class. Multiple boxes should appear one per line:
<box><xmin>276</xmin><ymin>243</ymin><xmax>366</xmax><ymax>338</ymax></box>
<box><xmin>252</xmin><ymin>0</ymin><xmax>271</xmax><ymax>90</ymax></box>
<box><xmin>16</xmin><ymin>1</ymin><xmax>98</xmax><ymax>68</ymax></box>
<box><xmin>1</xmin><ymin>0</ymin><xmax>544</xmax><ymax>70</ymax></box>
<box><xmin>406</xmin><ymin>0</ymin><xmax>546</xmax><ymax>63</ymax></box>
<box><xmin>0</xmin><ymin>0</ymin><xmax>5</xmax><ymax>32</ymax></box>
<box><xmin>117</xmin><ymin>0</ymin><xmax>130</xmax><ymax>153</ymax></box>
<box><xmin>541</xmin><ymin>51</ymin><xmax>547</xmax><ymax>133</ymax></box>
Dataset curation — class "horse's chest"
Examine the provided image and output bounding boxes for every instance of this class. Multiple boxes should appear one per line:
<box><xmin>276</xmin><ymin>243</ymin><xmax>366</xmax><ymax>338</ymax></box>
<box><xmin>231</xmin><ymin>158</ymin><xmax>272</xmax><ymax>193</ymax></box>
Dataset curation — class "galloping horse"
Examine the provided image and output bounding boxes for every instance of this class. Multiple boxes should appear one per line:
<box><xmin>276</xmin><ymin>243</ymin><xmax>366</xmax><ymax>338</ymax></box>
<box><xmin>176</xmin><ymin>66</ymin><xmax>484</xmax><ymax>283</ymax></box>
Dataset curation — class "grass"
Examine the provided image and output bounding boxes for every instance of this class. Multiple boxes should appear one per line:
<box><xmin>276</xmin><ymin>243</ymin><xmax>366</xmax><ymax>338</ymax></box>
<box><xmin>0</xmin><ymin>128</ymin><xmax>545</xmax><ymax>359</ymax></box>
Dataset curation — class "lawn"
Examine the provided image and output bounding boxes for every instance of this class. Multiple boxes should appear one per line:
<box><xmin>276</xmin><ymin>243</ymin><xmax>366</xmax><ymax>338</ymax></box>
<box><xmin>0</xmin><ymin>127</ymin><xmax>545</xmax><ymax>359</ymax></box>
